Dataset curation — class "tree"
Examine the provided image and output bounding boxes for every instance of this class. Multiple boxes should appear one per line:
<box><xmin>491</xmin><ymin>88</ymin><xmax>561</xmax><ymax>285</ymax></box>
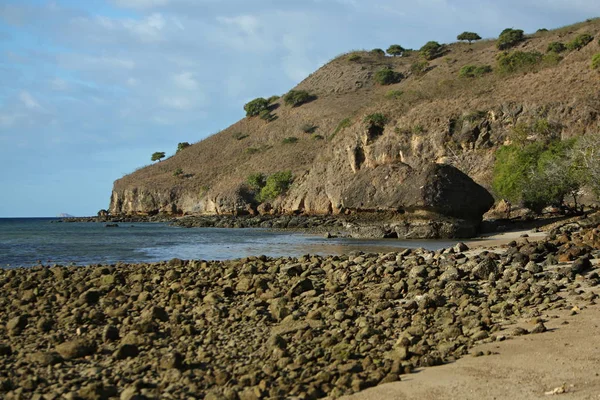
<box><xmin>497</xmin><ymin>28</ymin><xmax>525</xmax><ymax>50</ymax></box>
<box><xmin>177</xmin><ymin>142</ymin><xmax>190</xmax><ymax>153</ymax></box>
<box><xmin>374</xmin><ymin>68</ymin><xmax>403</xmax><ymax>85</ymax></box>
<box><xmin>386</xmin><ymin>44</ymin><xmax>405</xmax><ymax>56</ymax></box>
<box><xmin>371</xmin><ymin>48</ymin><xmax>385</xmax><ymax>56</ymax></box>
<box><xmin>244</xmin><ymin>98</ymin><xmax>269</xmax><ymax>117</ymax></box>
<box><xmin>420</xmin><ymin>41</ymin><xmax>444</xmax><ymax>60</ymax></box>
<box><xmin>151</xmin><ymin>152</ymin><xmax>165</xmax><ymax>162</ymax></box>
<box><xmin>457</xmin><ymin>32</ymin><xmax>482</xmax><ymax>44</ymax></box>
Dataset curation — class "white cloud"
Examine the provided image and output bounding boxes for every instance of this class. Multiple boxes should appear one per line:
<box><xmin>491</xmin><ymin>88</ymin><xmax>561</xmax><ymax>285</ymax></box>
<box><xmin>122</xmin><ymin>13</ymin><xmax>166</xmax><ymax>42</ymax></box>
<box><xmin>217</xmin><ymin>15</ymin><xmax>260</xmax><ymax>35</ymax></box>
<box><xmin>173</xmin><ymin>72</ymin><xmax>198</xmax><ymax>90</ymax></box>
<box><xmin>19</xmin><ymin>91</ymin><xmax>41</xmax><ymax>109</ymax></box>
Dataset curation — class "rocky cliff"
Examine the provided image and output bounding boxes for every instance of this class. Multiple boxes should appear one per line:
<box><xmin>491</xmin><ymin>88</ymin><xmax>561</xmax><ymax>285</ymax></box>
<box><xmin>110</xmin><ymin>18</ymin><xmax>600</xmax><ymax>237</ymax></box>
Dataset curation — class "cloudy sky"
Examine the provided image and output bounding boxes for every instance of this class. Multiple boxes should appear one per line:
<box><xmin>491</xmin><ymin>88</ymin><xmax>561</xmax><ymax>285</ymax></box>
<box><xmin>1</xmin><ymin>0</ymin><xmax>598</xmax><ymax>216</ymax></box>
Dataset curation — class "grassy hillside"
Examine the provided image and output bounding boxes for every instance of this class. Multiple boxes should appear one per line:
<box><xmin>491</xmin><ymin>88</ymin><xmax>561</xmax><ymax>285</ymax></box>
<box><xmin>111</xmin><ymin>18</ymin><xmax>600</xmax><ymax>215</ymax></box>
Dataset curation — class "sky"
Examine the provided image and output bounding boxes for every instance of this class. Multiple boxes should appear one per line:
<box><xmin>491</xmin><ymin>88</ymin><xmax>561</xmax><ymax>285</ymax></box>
<box><xmin>0</xmin><ymin>0</ymin><xmax>599</xmax><ymax>217</ymax></box>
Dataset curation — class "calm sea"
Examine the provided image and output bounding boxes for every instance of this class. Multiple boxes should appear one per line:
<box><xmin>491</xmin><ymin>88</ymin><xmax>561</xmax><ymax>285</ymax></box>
<box><xmin>0</xmin><ymin>218</ymin><xmax>463</xmax><ymax>268</ymax></box>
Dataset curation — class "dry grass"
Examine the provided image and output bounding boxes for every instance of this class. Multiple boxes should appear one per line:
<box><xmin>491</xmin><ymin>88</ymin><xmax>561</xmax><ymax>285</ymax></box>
<box><xmin>115</xmin><ymin>18</ymin><xmax>600</xmax><ymax>197</ymax></box>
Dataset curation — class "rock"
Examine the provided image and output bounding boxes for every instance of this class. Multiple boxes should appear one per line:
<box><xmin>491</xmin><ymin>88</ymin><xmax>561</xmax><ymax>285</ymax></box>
<box><xmin>141</xmin><ymin>306</ymin><xmax>168</xmax><ymax>322</ymax></box>
<box><xmin>114</xmin><ymin>344</ymin><xmax>139</xmax><ymax>360</ymax></box>
<box><xmin>28</xmin><ymin>351</ymin><xmax>63</xmax><ymax>366</ymax></box>
<box><xmin>0</xmin><ymin>344</ymin><xmax>12</xmax><ymax>356</ymax></box>
<box><xmin>454</xmin><ymin>242</ymin><xmax>469</xmax><ymax>253</ymax></box>
<box><xmin>472</xmin><ymin>257</ymin><xmax>497</xmax><ymax>280</ymax></box>
<box><xmin>160</xmin><ymin>352</ymin><xmax>184</xmax><ymax>370</ymax></box>
<box><xmin>36</xmin><ymin>317</ymin><xmax>54</xmax><ymax>333</ymax></box>
<box><xmin>78</xmin><ymin>382</ymin><xmax>118</xmax><ymax>400</ymax></box>
<box><xmin>7</xmin><ymin>315</ymin><xmax>28</xmax><ymax>335</ymax></box>
<box><xmin>287</xmin><ymin>278</ymin><xmax>314</xmax><ymax>297</ymax></box>
<box><xmin>530</xmin><ymin>322</ymin><xmax>547</xmax><ymax>334</ymax></box>
<box><xmin>571</xmin><ymin>256</ymin><xmax>593</xmax><ymax>275</ymax></box>
<box><xmin>55</xmin><ymin>339</ymin><xmax>96</xmax><ymax>360</ymax></box>
<box><xmin>103</xmin><ymin>325</ymin><xmax>120</xmax><ymax>342</ymax></box>
<box><xmin>79</xmin><ymin>289</ymin><xmax>102</xmax><ymax>305</ymax></box>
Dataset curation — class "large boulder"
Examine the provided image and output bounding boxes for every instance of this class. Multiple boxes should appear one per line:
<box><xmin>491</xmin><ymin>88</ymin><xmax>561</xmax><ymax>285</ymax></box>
<box><xmin>341</xmin><ymin>163</ymin><xmax>494</xmax><ymax>221</ymax></box>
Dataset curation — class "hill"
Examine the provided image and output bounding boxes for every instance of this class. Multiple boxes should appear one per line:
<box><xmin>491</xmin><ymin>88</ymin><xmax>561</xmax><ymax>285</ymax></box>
<box><xmin>110</xmin><ymin>18</ymin><xmax>600</xmax><ymax>236</ymax></box>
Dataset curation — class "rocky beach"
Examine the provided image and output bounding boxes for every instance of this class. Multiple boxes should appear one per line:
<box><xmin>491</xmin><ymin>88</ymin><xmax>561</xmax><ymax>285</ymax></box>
<box><xmin>1</xmin><ymin>213</ymin><xmax>599</xmax><ymax>399</ymax></box>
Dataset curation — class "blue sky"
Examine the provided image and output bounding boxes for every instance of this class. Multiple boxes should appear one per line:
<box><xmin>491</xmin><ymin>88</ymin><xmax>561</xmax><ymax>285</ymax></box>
<box><xmin>0</xmin><ymin>0</ymin><xmax>598</xmax><ymax>217</ymax></box>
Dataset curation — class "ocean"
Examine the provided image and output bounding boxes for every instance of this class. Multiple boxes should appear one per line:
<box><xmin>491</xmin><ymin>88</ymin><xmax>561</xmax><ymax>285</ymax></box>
<box><xmin>0</xmin><ymin>218</ymin><xmax>463</xmax><ymax>268</ymax></box>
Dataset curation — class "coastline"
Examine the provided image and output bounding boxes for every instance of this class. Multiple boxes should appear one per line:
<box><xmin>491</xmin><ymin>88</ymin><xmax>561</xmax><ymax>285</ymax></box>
<box><xmin>0</xmin><ymin>213</ymin><xmax>598</xmax><ymax>399</ymax></box>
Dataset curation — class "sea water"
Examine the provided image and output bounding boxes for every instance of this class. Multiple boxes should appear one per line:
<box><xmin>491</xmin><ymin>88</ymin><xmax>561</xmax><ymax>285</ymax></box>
<box><xmin>0</xmin><ymin>218</ymin><xmax>464</xmax><ymax>268</ymax></box>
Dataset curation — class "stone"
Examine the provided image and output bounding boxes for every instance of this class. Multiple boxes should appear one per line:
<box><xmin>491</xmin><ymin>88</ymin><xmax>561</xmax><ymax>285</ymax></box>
<box><xmin>160</xmin><ymin>352</ymin><xmax>184</xmax><ymax>370</ymax></box>
<box><xmin>103</xmin><ymin>325</ymin><xmax>120</xmax><ymax>342</ymax></box>
<box><xmin>28</xmin><ymin>351</ymin><xmax>63</xmax><ymax>366</ymax></box>
<box><xmin>114</xmin><ymin>344</ymin><xmax>139</xmax><ymax>360</ymax></box>
<box><xmin>55</xmin><ymin>339</ymin><xmax>96</xmax><ymax>360</ymax></box>
<box><xmin>7</xmin><ymin>315</ymin><xmax>28</xmax><ymax>335</ymax></box>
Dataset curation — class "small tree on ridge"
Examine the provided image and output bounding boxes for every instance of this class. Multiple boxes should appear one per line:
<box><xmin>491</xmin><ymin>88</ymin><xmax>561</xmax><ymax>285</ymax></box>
<box><xmin>457</xmin><ymin>32</ymin><xmax>482</xmax><ymax>44</ymax></box>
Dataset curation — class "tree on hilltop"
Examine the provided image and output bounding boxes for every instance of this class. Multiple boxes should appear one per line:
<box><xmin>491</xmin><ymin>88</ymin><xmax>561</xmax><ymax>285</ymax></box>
<box><xmin>457</xmin><ymin>32</ymin><xmax>482</xmax><ymax>44</ymax></box>
<box><xmin>386</xmin><ymin>44</ymin><xmax>405</xmax><ymax>57</ymax></box>
<box><xmin>151</xmin><ymin>152</ymin><xmax>165</xmax><ymax>162</ymax></box>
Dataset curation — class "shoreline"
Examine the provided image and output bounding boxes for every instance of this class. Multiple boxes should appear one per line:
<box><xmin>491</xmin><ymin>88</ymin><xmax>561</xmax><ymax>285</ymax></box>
<box><xmin>0</xmin><ymin>214</ymin><xmax>598</xmax><ymax>399</ymax></box>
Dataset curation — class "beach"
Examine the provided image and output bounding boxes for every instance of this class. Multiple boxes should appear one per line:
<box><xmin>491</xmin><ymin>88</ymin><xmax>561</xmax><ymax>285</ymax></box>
<box><xmin>0</xmin><ymin>214</ymin><xmax>598</xmax><ymax>399</ymax></box>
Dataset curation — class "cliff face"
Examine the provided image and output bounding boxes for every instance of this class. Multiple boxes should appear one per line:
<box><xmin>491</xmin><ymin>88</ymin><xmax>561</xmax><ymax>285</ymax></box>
<box><xmin>109</xmin><ymin>18</ymin><xmax>600</xmax><ymax>233</ymax></box>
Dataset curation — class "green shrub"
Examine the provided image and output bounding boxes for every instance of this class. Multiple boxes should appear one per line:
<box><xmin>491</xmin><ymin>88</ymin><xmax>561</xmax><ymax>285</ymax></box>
<box><xmin>300</xmin><ymin>123</ymin><xmax>317</xmax><ymax>133</ymax></box>
<box><xmin>176</xmin><ymin>142</ymin><xmax>190</xmax><ymax>153</ymax></box>
<box><xmin>283</xmin><ymin>90</ymin><xmax>313</xmax><ymax>107</ymax></box>
<box><xmin>312</xmin><ymin>134</ymin><xmax>324</xmax><ymax>140</ymax></box>
<box><xmin>282</xmin><ymin>136</ymin><xmax>299</xmax><ymax>144</ymax></box>
<box><xmin>420</xmin><ymin>41</ymin><xmax>444</xmax><ymax>60</ymax></box>
<box><xmin>537</xmin><ymin>28</ymin><xmax>549</xmax><ymax>33</ymax></box>
<box><xmin>497</xmin><ymin>28</ymin><xmax>525</xmax><ymax>50</ymax></box>
<box><xmin>233</xmin><ymin>132</ymin><xmax>249</xmax><ymax>140</ymax></box>
<box><xmin>348</xmin><ymin>54</ymin><xmax>361</xmax><ymax>62</ymax></box>
<box><xmin>151</xmin><ymin>152</ymin><xmax>165</xmax><ymax>162</ymax></box>
<box><xmin>371</xmin><ymin>48</ymin><xmax>385</xmax><ymax>56</ymax></box>
<box><xmin>410</xmin><ymin>60</ymin><xmax>429</xmax><ymax>77</ymax></box>
<box><xmin>493</xmin><ymin>140</ymin><xmax>580</xmax><ymax>213</ymax></box>
<box><xmin>546</xmin><ymin>42</ymin><xmax>566</xmax><ymax>53</ymax></box>
<box><xmin>173</xmin><ymin>168</ymin><xmax>184</xmax><ymax>177</ymax></box>
<box><xmin>459</xmin><ymin>64</ymin><xmax>492</xmax><ymax>78</ymax></box>
<box><xmin>267</xmin><ymin>95</ymin><xmax>280</xmax><ymax>104</ymax></box>
<box><xmin>258</xmin><ymin>171</ymin><xmax>293</xmax><ymax>202</ymax></box>
<box><xmin>592</xmin><ymin>53</ymin><xmax>600</xmax><ymax>70</ymax></box>
<box><xmin>386</xmin><ymin>44</ymin><xmax>405</xmax><ymax>56</ymax></box>
<box><xmin>457</xmin><ymin>32</ymin><xmax>481</xmax><ymax>44</ymax></box>
<box><xmin>567</xmin><ymin>33</ymin><xmax>593</xmax><ymax>51</ymax></box>
<box><xmin>374</xmin><ymin>68</ymin><xmax>403</xmax><ymax>85</ymax></box>
<box><xmin>246</xmin><ymin>173</ymin><xmax>266</xmax><ymax>192</ymax></box>
<box><xmin>363</xmin><ymin>113</ymin><xmax>388</xmax><ymax>127</ymax></box>
<box><xmin>244</xmin><ymin>97</ymin><xmax>269</xmax><ymax>117</ymax></box>
<box><xmin>496</xmin><ymin>51</ymin><xmax>542</xmax><ymax>74</ymax></box>
<box><xmin>385</xmin><ymin>90</ymin><xmax>404</xmax><ymax>99</ymax></box>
